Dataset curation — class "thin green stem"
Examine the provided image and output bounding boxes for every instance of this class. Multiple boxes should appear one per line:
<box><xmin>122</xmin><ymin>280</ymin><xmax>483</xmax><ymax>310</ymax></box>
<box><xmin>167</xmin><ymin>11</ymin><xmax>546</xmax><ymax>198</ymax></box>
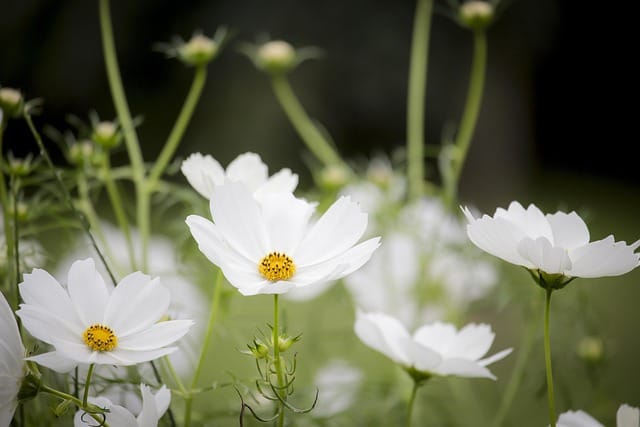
<box><xmin>83</xmin><ymin>363</ymin><xmax>95</xmax><ymax>407</ymax></box>
<box><xmin>10</xmin><ymin>175</ymin><xmax>22</xmax><ymax>333</ymax></box>
<box><xmin>0</xmin><ymin>124</ymin><xmax>16</xmax><ymax>304</ymax></box>
<box><xmin>148</xmin><ymin>65</ymin><xmax>208</xmax><ymax>187</ymax></box>
<box><xmin>23</xmin><ymin>111</ymin><xmax>117</xmax><ymax>285</ymax></box>
<box><xmin>137</xmin><ymin>186</ymin><xmax>151</xmax><ymax>271</ymax></box>
<box><xmin>102</xmin><ymin>155</ymin><xmax>136</xmax><ymax>270</ymax></box>
<box><xmin>406</xmin><ymin>381</ymin><xmax>420</xmax><ymax>427</ymax></box>
<box><xmin>270</xmin><ymin>74</ymin><xmax>348</xmax><ymax>171</ymax></box>
<box><xmin>184</xmin><ymin>270</ymin><xmax>223</xmax><ymax>427</ymax></box>
<box><xmin>406</xmin><ymin>0</ymin><xmax>434</xmax><ymax>201</ymax></box>
<box><xmin>442</xmin><ymin>30</ymin><xmax>487</xmax><ymax>209</ymax></box>
<box><xmin>41</xmin><ymin>384</ymin><xmax>110</xmax><ymax>427</ymax></box>
<box><xmin>273</xmin><ymin>294</ymin><xmax>286</xmax><ymax>427</ymax></box>
<box><xmin>544</xmin><ymin>288</ymin><xmax>557</xmax><ymax>427</ymax></box>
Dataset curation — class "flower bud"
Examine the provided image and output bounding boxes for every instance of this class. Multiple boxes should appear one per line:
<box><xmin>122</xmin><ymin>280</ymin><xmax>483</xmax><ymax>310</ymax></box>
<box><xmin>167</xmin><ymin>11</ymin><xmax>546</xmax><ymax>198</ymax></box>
<box><xmin>179</xmin><ymin>34</ymin><xmax>219</xmax><ymax>67</ymax></box>
<box><xmin>68</xmin><ymin>140</ymin><xmax>96</xmax><ymax>166</ymax></box>
<box><xmin>318</xmin><ymin>164</ymin><xmax>350</xmax><ymax>191</ymax></box>
<box><xmin>577</xmin><ymin>336</ymin><xmax>604</xmax><ymax>364</ymax></box>
<box><xmin>257</xmin><ymin>40</ymin><xmax>297</xmax><ymax>74</ymax></box>
<box><xmin>0</xmin><ymin>87</ymin><xmax>24</xmax><ymax>119</ymax></box>
<box><xmin>246</xmin><ymin>339</ymin><xmax>270</xmax><ymax>359</ymax></box>
<box><xmin>459</xmin><ymin>1</ymin><xmax>494</xmax><ymax>30</ymax></box>
<box><xmin>91</xmin><ymin>121</ymin><xmax>121</xmax><ymax>149</ymax></box>
<box><xmin>276</xmin><ymin>333</ymin><xmax>301</xmax><ymax>353</ymax></box>
<box><xmin>6</xmin><ymin>153</ymin><xmax>36</xmax><ymax>177</ymax></box>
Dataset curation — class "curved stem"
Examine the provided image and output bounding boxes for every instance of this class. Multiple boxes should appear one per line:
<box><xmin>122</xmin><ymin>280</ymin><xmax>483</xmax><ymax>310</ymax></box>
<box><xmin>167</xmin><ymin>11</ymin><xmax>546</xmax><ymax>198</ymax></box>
<box><xmin>41</xmin><ymin>383</ymin><xmax>110</xmax><ymax>427</ymax></box>
<box><xmin>148</xmin><ymin>65</ymin><xmax>208</xmax><ymax>187</ymax></box>
<box><xmin>273</xmin><ymin>294</ymin><xmax>286</xmax><ymax>427</ymax></box>
<box><xmin>544</xmin><ymin>288</ymin><xmax>557</xmax><ymax>427</ymax></box>
<box><xmin>406</xmin><ymin>381</ymin><xmax>420</xmax><ymax>427</ymax></box>
<box><xmin>442</xmin><ymin>30</ymin><xmax>487</xmax><ymax>209</ymax></box>
<box><xmin>270</xmin><ymin>74</ymin><xmax>348</xmax><ymax>171</ymax></box>
<box><xmin>184</xmin><ymin>270</ymin><xmax>223</xmax><ymax>427</ymax></box>
<box><xmin>406</xmin><ymin>0</ymin><xmax>434</xmax><ymax>201</ymax></box>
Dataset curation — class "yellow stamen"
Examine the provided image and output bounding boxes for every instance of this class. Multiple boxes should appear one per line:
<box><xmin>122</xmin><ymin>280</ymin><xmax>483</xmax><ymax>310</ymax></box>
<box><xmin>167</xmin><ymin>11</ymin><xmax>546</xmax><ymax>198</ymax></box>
<box><xmin>83</xmin><ymin>324</ymin><xmax>118</xmax><ymax>352</ymax></box>
<box><xmin>258</xmin><ymin>252</ymin><xmax>296</xmax><ymax>281</ymax></box>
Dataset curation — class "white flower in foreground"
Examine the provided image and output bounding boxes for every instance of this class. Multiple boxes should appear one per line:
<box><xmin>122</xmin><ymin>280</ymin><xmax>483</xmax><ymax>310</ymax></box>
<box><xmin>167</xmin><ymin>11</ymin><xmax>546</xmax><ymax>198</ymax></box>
<box><xmin>74</xmin><ymin>384</ymin><xmax>170</xmax><ymax>427</ymax></box>
<box><xmin>181</xmin><ymin>152</ymin><xmax>298</xmax><ymax>200</ymax></box>
<box><xmin>16</xmin><ymin>258</ymin><xmax>193</xmax><ymax>373</ymax></box>
<box><xmin>186</xmin><ymin>181</ymin><xmax>380</xmax><ymax>296</ymax></box>
<box><xmin>463</xmin><ymin>201</ymin><xmax>640</xmax><ymax>288</ymax></box>
<box><xmin>0</xmin><ymin>291</ymin><xmax>25</xmax><ymax>427</ymax></box>
<box><xmin>354</xmin><ymin>311</ymin><xmax>511</xmax><ymax>380</ymax></box>
<box><xmin>556</xmin><ymin>404</ymin><xmax>639</xmax><ymax>427</ymax></box>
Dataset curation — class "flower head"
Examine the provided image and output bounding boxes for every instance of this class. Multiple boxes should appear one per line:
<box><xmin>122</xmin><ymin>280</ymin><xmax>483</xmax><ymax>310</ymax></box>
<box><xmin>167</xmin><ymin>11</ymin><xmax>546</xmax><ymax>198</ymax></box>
<box><xmin>463</xmin><ymin>202</ymin><xmax>640</xmax><ymax>288</ymax></box>
<box><xmin>186</xmin><ymin>181</ymin><xmax>380</xmax><ymax>296</ymax></box>
<box><xmin>74</xmin><ymin>383</ymin><xmax>170</xmax><ymax>427</ymax></box>
<box><xmin>181</xmin><ymin>152</ymin><xmax>298</xmax><ymax>201</ymax></box>
<box><xmin>354</xmin><ymin>311</ymin><xmax>511</xmax><ymax>381</ymax></box>
<box><xmin>556</xmin><ymin>404</ymin><xmax>639</xmax><ymax>427</ymax></box>
<box><xmin>0</xmin><ymin>291</ymin><xmax>25</xmax><ymax>427</ymax></box>
<box><xmin>16</xmin><ymin>258</ymin><xmax>193</xmax><ymax>373</ymax></box>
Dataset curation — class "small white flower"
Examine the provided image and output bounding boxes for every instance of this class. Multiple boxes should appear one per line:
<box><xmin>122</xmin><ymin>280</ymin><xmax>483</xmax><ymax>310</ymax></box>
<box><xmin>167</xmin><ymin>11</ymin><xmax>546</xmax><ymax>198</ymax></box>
<box><xmin>74</xmin><ymin>383</ymin><xmax>170</xmax><ymax>427</ymax></box>
<box><xmin>463</xmin><ymin>201</ymin><xmax>640</xmax><ymax>282</ymax></box>
<box><xmin>16</xmin><ymin>258</ymin><xmax>193</xmax><ymax>373</ymax></box>
<box><xmin>181</xmin><ymin>152</ymin><xmax>298</xmax><ymax>200</ymax></box>
<box><xmin>186</xmin><ymin>181</ymin><xmax>380</xmax><ymax>296</ymax></box>
<box><xmin>0</xmin><ymin>291</ymin><xmax>25</xmax><ymax>427</ymax></box>
<box><xmin>354</xmin><ymin>311</ymin><xmax>511</xmax><ymax>380</ymax></box>
<box><xmin>556</xmin><ymin>404</ymin><xmax>639</xmax><ymax>427</ymax></box>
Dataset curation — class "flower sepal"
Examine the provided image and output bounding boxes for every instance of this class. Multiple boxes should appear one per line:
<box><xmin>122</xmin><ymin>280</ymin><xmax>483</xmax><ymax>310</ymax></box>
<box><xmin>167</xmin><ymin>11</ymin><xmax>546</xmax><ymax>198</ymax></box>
<box><xmin>529</xmin><ymin>269</ymin><xmax>575</xmax><ymax>291</ymax></box>
<box><xmin>404</xmin><ymin>366</ymin><xmax>432</xmax><ymax>386</ymax></box>
<box><xmin>18</xmin><ymin>367</ymin><xmax>42</xmax><ymax>402</ymax></box>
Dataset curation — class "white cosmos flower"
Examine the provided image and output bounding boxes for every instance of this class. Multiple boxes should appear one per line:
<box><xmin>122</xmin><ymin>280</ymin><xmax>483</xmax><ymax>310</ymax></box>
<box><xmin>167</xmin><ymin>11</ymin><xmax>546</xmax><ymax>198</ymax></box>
<box><xmin>16</xmin><ymin>258</ymin><xmax>193</xmax><ymax>373</ymax></box>
<box><xmin>74</xmin><ymin>383</ymin><xmax>170</xmax><ymax>427</ymax></box>
<box><xmin>463</xmin><ymin>201</ymin><xmax>640</xmax><ymax>282</ymax></box>
<box><xmin>354</xmin><ymin>311</ymin><xmax>512</xmax><ymax>380</ymax></box>
<box><xmin>186</xmin><ymin>181</ymin><xmax>380</xmax><ymax>296</ymax></box>
<box><xmin>556</xmin><ymin>404</ymin><xmax>639</xmax><ymax>427</ymax></box>
<box><xmin>0</xmin><ymin>291</ymin><xmax>25</xmax><ymax>427</ymax></box>
<box><xmin>181</xmin><ymin>152</ymin><xmax>298</xmax><ymax>200</ymax></box>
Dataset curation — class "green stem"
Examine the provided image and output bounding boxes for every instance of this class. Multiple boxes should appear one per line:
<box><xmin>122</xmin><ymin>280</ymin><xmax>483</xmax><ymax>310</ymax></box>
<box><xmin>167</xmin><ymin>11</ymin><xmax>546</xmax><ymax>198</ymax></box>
<box><xmin>273</xmin><ymin>294</ymin><xmax>286</xmax><ymax>427</ymax></box>
<box><xmin>148</xmin><ymin>65</ymin><xmax>208</xmax><ymax>187</ymax></box>
<box><xmin>10</xmin><ymin>175</ymin><xmax>22</xmax><ymax>333</ymax></box>
<box><xmin>406</xmin><ymin>0</ymin><xmax>434</xmax><ymax>201</ymax></box>
<box><xmin>102</xmin><ymin>155</ymin><xmax>136</xmax><ymax>270</ymax></box>
<box><xmin>184</xmin><ymin>270</ymin><xmax>223</xmax><ymax>427</ymax></box>
<box><xmin>443</xmin><ymin>30</ymin><xmax>487</xmax><ymax>209</ymax></box>
<box><xmin>544</xmin><ymin>288</ymin><xmax>557</xmax><ymax>427</ymax></box>
<box><xmin>83</xmin><ymin>363</ymin><xmax>95</xmax><ymax>407</ymax></box>
<box><xmin>0</xmin><ymin>124</ymin><xmax>16</xmax><ymax>303</ymax></box>
<box><xmin>406</xmin><ymin>381</ymin><xmax>420</xmax><ymax>427</ymax></box>
<box><xmin>270</xmin><ymin>74</ymin><xmax>348</xmax><ymax>170</ymax></box>
<box><xmin>41</xmin><ymin>384</ymin><xmax>110</xmax><ymax>427</ymax></box>
<box><xmin>491</xmin><ymin>306</ymin><xmax>537</xmax><ymax>427</ymax></box>
<box><xmin>137</xmin><ymin>186</ymin><xmax>150</xmax><ymax>271</ymax></box>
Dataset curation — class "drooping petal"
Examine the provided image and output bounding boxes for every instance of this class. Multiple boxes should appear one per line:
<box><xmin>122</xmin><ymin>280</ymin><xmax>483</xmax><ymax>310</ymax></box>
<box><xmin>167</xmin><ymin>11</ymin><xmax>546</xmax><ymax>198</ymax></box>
<box><xmin>354</xmin><ymin>311</ymin><xmax>412</xmax><ymax>366</ymax></box>
<box><xmin>260</xmin><ymin>192</ymin><xmax>314</xmax><ymax>254</ymax></box>
<box><xmin>295</xmin><ymin>197</ymin><xmax>368</xmax><ymax>266</ymax></box>
<box><xmin>117</xmin><ymin>320</ymin><xmax>193</xmax><ymax>351</ymax></box>
<box><xmin>104</xmin><ymin>275</ymin><xmax>170</xmax><ymax>337</ymax></box>
<box><xmin>546</xmin><ymin>211</ymin><xmax>590</xmax><ymax>249</ymax></box>
<box><xmin>181</xmin><ymin>153</ymin><xmax>225</xmax><ymax>198</ymax></box>
<box><xmin>517</xmin><ymin>237</ymin><xmax>572</xmax><ymax>275</ymax></box>
<box><xmin>569</xmin><ymin>236</ymin><xmax>640</xmax><ymax>278</ymax></box>
<box><xmin>67</xmin><ymin>258</ymin><xmax>110</xmax><ymax>326</ymax></box>
<box><xmin>137</xmin><ymin>384</ymin><xmax>160</xmax><ymax>427</ymax></box>
<box><xmin>153</xmin><ymin>385</ymin><xmax>171</xmax><ymax>419</ymax></box>
<box><xmin>210</xmin><ymin>181</ymin><xmax>269</xmax><ymax>261</ymax></box>
<box><xmin>226</xmin><ymin>152</ymin><xmax>268</xmax><ymax>190</ymax></box>
<box><xmin>477</xmin><ymin>348</ymin><xmax>513</xmax><ymax>367</ymax></box>
<box><xmin>616</xmin><ymin>404</ymin><xmax>640</xmax><ymax>427</ymax></box>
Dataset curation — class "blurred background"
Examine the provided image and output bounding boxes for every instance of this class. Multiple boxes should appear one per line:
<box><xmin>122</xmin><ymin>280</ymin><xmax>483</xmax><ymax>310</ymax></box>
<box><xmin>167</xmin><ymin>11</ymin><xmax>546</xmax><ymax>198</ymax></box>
<box><xmin>1</xmin><ymin>1</ymin><xmax>639</xmax><ymax>426</ymax></box>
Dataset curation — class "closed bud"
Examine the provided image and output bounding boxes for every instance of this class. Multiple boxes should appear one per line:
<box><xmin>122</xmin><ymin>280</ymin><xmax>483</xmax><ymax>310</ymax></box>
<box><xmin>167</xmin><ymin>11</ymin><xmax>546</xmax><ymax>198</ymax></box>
<box><xmin>68</xmin><ymin>140</ymin><xmax>95</xmax><ymax>166</ymax></box>
<box><xmin>0</xmin><ymin>87</ymin><xmax>24</xmax><ymax>119</ymax></box>
<box><xmin>179</xmin><ymin>34</ymin><xmax>219</xmax><ymax>66</ymax></box>
<box><xmin>318</xmin><ymin>164</ymin><xmax>350</xmax><ymax>191</ymax></box>
<box><xmin>257</xmin><ymin>40</ymin><xmax>297</xmax><ymax>74</ymax></box>
<box><xmin>91</xmin><ymin>121</ymin><xmax>121</xmax><ymax>149</ymax></box>
<box><xmin>459</xmin><ymin>1</ymin><xmax>494</xmax><ymax>30</ymax></box>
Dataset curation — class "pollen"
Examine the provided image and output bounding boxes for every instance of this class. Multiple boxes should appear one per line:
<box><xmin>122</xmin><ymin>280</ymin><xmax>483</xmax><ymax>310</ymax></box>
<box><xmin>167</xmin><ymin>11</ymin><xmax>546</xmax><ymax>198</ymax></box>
<box><xmin>83</xmin><ymin>324</ymin><xmax>118</xmax><ymax>352</ymax></box>
<box><xmin>258</xmin><ymin>252</ymin><xmax>296</xmax><ymax>281</ymax></box>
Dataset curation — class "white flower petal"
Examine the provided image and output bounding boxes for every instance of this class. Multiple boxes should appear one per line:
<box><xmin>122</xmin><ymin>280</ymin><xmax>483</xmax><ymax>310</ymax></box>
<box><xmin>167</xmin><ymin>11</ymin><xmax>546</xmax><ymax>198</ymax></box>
<box><xmin>295</xmin><ymin>197</ymin><xmax>368</xmax><ymax>266</ymax></box>
<box><xmin>569</xmin><ymin>236</ymin><xmax>640</xmax><ymax>278</ymax></box>
<box><xmin>26</xmin><ymin>351</ymin><xmax>79</xmax><ymax>373</ymax></box>
<box><xmin>153</xmin><ymin>385</ymin><xmax>171</xmax><ymax>419</ymax></box>
<box><xmin>106</xmin><ymin>347</ymin><xmax>177</xmax><ymax>365</ymax></box>
<box><xmin>445</xmin><ymin>323</ymin><xmax>495</xmax><ymax>360</ymax></box>
<box><xmin>465</xmin><ymin>214</ymin><xmax>533</xmax><ymax>268</ymax></box>
<box><xmin>413</xmin><ymin>322</ymin><xmax>457</xmax><ymax>354</ymax></box>
<box><xmin>0</xmin><ymin>400</ymin><xmax>18</xmax><ymax>427</ymax></box>
<box><xmin>556</xmin><ymin>410</ymin><xmax>604</xmax><ymax>427</ymax></box>
<box><xmin>210</xmin><ymin>181</ymin><xmax>269</xmax><ymax>260</ymax></box>
<box><xmin>15</xmin><ymin>304</ymin><xmax>81</xmax><ymax>344</ymax></box>
<box><xmin>181</xmin><ymin>153</ymin><xmax>225</xmax><ymax>198</ymax></box>
<box><xmin>547</xmin><ymin>211</ymin><xmax>590</xmax><ymax>249</ymax></box>
<box><xmin>617</xmin><ymin>404</ymin><xmax>640</xmax><ymax>427</ymax></box>
<box><xmin>118</xmin><ymin>320</ymin><xmax>193</xmax><ymax>351</ymax></box>
<box><xmin>0</xmin><ymin>292</ymin><xmax>24</xmax><ymax>374</ymax></box>
<box><xmin>18</xmin><ymin>268</ymin><xmax>80</xmax><ymax>326</ymax></box>
<box><xmin>137</xmin><ymin>384</ymin><xmax>159</xmax><ymax>427</ymax></box>
<box><xmin>255</xmin><ymin>168</ymin><xmax>298</xmax><ymax>200</ymax></box>
<box><xmin>104</xmin><ymin>275</ymin><xmax>170</xmax><ymax>337</ymax></box>
<box><xmin>433</xmin><ymin>358</ymin><xmax>497</xmax><ymax>379</ymax></box>
<box><xmin>496</xmin><ymin>202</ymin><xmax>553</xmax><ymax>241</ymax></box>
<box><xmin>226</xmin><ymin>152</ymin><xmax>268</xmax><ymax>190</ymax></box>
<box><xmin>237</xmin><ymin>280</ymin><xmax>295</xmax><ymax>296</ymax></box>
<box><xmin>354</xmin><ymin>311</ymin><xmax>412</xmax><ymax>366</ymax></box>
<box><xmin>261</xmin><ymin>192</ymin><xmax>314</xmax><ymax>254</ymax></box>
<box><xmin>67</xmin><ymin>258</ymin><xmax>110</xmax><ymax>326</ymax></box>
<box><xmin>74</xmin><ymin>396</ymin><xmax>138</xmax><ymax>427</ymax></box>
<box><xmin>517</xmin><ymin>237</ymin><xmax>572</xmax><ymax>274</ymax></box>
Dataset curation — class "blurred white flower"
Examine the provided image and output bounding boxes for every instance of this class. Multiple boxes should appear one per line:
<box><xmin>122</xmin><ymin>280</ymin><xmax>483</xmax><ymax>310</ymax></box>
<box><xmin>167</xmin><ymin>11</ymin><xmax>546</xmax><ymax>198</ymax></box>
<box><xmin>74</xmin><ymin>383</ymin><xmax>170</xmax><ymax>427</ymax></box>
<box><xmin>556</xmin><ymin>404</ymin><xmax>639</xmax><ymax>427</ymax></box>
<box><xmin>0</xmin><ymin>291</ymin><xmax>25</xmax><ymax>427</ymax></box>
<box><xmin>17</xmin><ymin>258</ymin><xmax>193</xmax><ymax>373</ymax></box>
<box><xmin>186</xmin><ymin>181</ymin><xmax>380</xmax><ymax>296</ymax></box>
<box><xmin>354</xmin><ymin>311</ymin><xmax>511</xmax><ymax>380</ymax></box>
<box><xmin>312</xmin><ymin>360</ymin><xmax>362</xmax><ymax>418</ymax></box>
<box><xmin>181</xmin><ymin>152</ymin><xmax>298</xmax><ymax>200</ymax></box>
<box><xmin>463</xmin><ymin>201</ymin><xmax>640</xmax><ymax>286</ymax></box>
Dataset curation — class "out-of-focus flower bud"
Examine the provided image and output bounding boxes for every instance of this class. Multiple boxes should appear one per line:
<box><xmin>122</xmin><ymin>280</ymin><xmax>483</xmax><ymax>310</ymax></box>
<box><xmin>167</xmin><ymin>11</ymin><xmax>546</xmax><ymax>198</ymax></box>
<box><xmin>459</xmin><ymin>1</ymin><xmax>494</xmax><ymax>30</ymax></box>
<box><xmin>0</xmin><ymin>87</ymin><xmax>24</xmax><ymax>119</ymax></box>
<box><xmin>91</xmin><ymin>121</ymin><xmax>121</xmax><ymax>150</ymax></box>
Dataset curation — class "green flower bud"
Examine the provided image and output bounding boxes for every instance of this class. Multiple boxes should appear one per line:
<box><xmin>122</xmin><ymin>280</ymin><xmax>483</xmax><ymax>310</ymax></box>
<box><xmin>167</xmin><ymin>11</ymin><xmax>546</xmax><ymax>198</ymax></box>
<box><xmin>179</xmin><ymin>34</ymin><xmax>219</xmax><ymax>67</ymax></box>
<box><xmin>459</xmin><ymin>1</ymin><xmax>494</xmax><ymax>30</ymax></box>
<box><xmin>318</xmin><ymin>164</ymin><xmax>350</xmax><ymax>191</ymax></box>
<box><xmin>6</xmin><ymin>153</ymin><xmax>36</xmax><ymax>177</ymax></box>
<box><xmin>246</xmin><ymin>339</ymin><xmax>270</xmax><ymax>359</ymax></box>
<box><xmin>68</xmin><ymin>140</ymin><xmax>96</xmax><ymax>166</ymax></box>
<box><xmin>276</xmin><ymin>333</ymin><xmax>301</xmax><ymax>353</ymax></box>
<box><xmin>257</xmin><ymin>40</ymin><xmax>297</xmax><ymax>74</ymax></box>
<box><xmin>0</xmin><ymin>87</ymin><xmax>24</xmax><ymax>119</ymax></box>
<box><xmin>91</xmin><ymin>121</ymin><xmax>121</xmax><ymax>149</ymax></box>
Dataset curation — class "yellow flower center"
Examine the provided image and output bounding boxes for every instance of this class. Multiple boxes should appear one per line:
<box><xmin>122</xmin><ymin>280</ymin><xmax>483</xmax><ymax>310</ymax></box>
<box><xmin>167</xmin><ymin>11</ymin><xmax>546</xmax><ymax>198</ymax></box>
<box><xmin>258</xmin><ymin>252</ymin><xmax>296</xmax><ymax>281</ymax></box>
<box><xmin>83</xmin><ymin>324</ymin><xmax>118</xmax><ymax>352</ymax></box>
